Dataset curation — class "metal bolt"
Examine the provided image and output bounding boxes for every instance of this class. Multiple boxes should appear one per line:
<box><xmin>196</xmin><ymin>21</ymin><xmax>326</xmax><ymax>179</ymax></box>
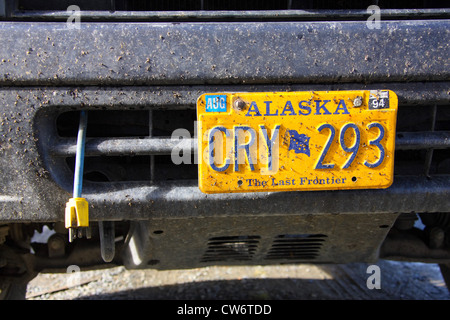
<box><xmin>48</xmin><ymin>234</ymin><xmax>66</xmax><ymax>258</ymax></box>
<box><xmin>49</xmin><ymin>237</ymin><xmax>64</xmax><ymax>250</ymax></box>
<box><xmin>353</xmin><ymin>96</ymin><xmax>363</xmax><ymax>107</ymax></box>
<box><xmin>429</xmin><ymin>227</ymin><xmax>445</xmax><ymax>249</ymax></box>
<box><xmin>234</xmin><ymin>98</ymin><xmax>246</xmax><ymax>111</ymax></box>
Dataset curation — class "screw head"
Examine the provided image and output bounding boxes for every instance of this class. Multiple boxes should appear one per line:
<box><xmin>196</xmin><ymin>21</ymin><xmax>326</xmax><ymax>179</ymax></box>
<box><xmin>234</xmin><ymin>98</ymin><xmax>246</xmax><ymax>111</ymax></box>
<box><xmin>353</xmin><ymin>96</ymin><xmax>363</xmax><ymax>107</ymax></box>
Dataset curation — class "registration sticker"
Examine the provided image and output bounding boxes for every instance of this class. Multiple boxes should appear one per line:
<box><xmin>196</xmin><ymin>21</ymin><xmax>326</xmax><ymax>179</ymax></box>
<box><xmin>205</xmin><ymin>95</ymin><xmax>227</xmax><ymax>113</ymax></box>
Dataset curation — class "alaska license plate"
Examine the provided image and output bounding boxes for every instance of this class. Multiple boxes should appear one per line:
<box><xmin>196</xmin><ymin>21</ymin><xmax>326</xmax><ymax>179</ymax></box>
<box><xmin>197</xmin><ymin>90</ymin><xmax>398</xmax><ymax>194</ymax></box>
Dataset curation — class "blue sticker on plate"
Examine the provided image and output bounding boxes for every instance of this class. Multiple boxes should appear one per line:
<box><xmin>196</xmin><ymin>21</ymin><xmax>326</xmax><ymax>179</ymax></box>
<box><xmin>205</xmin><ymin>95</ymin><xmax>227</xmax><ymax>112</ymax></box>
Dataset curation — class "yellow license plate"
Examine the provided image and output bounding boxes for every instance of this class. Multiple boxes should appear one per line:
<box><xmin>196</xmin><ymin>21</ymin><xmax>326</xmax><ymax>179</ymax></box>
<box><xmin>197</xmin><ymin>90</ymin><xmax>398</xmax><ymax>194</ymax></box>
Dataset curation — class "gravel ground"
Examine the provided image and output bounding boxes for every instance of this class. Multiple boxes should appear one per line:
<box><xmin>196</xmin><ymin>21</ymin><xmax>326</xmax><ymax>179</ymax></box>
<box><xmin>26</xmin><ymin>260</ymin><xmax>450</xmax><ymax>300</ymax></box>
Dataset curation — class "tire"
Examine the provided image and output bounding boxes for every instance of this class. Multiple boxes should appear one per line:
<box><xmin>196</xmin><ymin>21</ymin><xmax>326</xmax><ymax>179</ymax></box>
<box><xmin>439</xmin><ymin>263</ymin><xmax>450</xmax><ymax>293</ymax></box>
<box><xmin>0</xmin><ymin>278</ymin><xmax>28</xmax><ymax>300</ymax></box>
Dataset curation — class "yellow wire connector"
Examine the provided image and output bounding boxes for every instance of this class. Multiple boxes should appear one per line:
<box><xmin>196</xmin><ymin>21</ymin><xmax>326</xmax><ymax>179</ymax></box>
<box><xmin>65</xmin><ymin>197</ymin><xmax>89</xmax><ymax>241</ymax></box>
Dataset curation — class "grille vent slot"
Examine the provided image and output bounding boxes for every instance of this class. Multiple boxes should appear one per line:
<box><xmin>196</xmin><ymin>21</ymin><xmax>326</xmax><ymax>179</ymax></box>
<box><xmin>265</xmin><ymin>234</ymin><xmax>327</xmax><ymax>260</ymax></box>
<box><xmin>8</xmin><ymin>0</ymin><xmax>449</xmax><ymax>23</ymax></box>
<box><xmin>201</xmin><ymin>236</ymin><xmax>260</xmax><ymax>262</ymax></box>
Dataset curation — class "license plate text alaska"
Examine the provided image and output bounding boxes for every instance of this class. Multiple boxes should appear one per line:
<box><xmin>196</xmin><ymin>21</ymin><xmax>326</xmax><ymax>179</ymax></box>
<box><xmin>197</xmin><ymin>91</ymin><xmax>398</xmax><ymax>194</ymax></box>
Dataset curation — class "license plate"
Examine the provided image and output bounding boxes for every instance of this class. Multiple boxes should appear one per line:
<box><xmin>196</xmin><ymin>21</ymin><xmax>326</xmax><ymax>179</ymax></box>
<box><xmin>197</xmin><ymin>90</ymin><xmax>398</xmax><ymax>194</ymax></box>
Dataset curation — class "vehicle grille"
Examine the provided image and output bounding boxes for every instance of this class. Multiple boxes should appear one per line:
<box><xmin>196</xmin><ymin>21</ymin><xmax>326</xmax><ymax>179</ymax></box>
<box><xmin>38</xmin><ymin>98</ymin><xmax>450</xmax><ymax>186</ymax></box>
<box><xmin>395</xmin><ymin>104</ymin><xmax>450</xmax><ymax>176</ymax></box>
<box><xmin>53</xmin><ymin>109</ymin><xmax>198</xmax><ymax>183</ymax></box>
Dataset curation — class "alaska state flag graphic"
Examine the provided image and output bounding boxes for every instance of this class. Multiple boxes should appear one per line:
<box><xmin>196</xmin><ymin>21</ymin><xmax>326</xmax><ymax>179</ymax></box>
<box><xmin>288</xmin><ymin>130</ymin><xmax>311</xmax><ymax>157</ymax></box>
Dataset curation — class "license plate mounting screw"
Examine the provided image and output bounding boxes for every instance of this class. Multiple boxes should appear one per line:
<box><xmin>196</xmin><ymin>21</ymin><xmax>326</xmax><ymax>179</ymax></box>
<box><xmin>353</xmin><ymin>96</ymin><xmax>363</xmax><ymax>107</ymax></box>
<box><xmin>234</xmin><ymin>98</ymin><xmax>246</xmax><ymax>111</ymax></box>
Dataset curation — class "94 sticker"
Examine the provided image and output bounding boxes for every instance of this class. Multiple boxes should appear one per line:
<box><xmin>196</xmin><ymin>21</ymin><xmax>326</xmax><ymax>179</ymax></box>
<box><xmin>369</xmin><ymin>90</ymin><xmax>389</xmax><ymax>110</ymax></box>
